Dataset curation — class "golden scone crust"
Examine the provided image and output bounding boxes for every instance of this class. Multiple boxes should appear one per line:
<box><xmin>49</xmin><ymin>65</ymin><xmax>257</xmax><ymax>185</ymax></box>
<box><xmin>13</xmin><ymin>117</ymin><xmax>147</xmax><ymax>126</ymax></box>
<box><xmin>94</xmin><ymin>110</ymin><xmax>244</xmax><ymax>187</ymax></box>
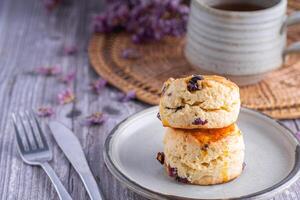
<box><xmin>163</xmin><ymin>124</ymin><xmax>245</xmax><ymax>185</ymax></box>
<box><xmin>159</xmin><ymin>75</ymin><xmax>240</xmax><ymax>129</ymax></box>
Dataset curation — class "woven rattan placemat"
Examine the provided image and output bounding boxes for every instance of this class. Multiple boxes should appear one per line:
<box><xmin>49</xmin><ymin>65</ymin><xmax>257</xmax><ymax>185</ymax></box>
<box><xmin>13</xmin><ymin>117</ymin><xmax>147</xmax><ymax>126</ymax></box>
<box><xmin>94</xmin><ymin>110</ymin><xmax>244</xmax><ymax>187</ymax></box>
<box><xmin>89</xmin><ymin>5</ymin><xmax>300</xmax><ymax>119</ymax></box>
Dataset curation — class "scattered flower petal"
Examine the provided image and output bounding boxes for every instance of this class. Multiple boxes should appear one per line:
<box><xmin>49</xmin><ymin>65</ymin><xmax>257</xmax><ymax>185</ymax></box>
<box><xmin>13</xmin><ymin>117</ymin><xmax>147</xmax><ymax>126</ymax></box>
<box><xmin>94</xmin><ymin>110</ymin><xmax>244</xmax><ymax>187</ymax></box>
<box><xmin>59</xmin><ymin>71</ymin><xmax>76</xmax><ymax>85</ymax></box>
<box><xmin>121</xmin><ymin>48</ymin><xmax>141</xmax><ymax>59</ymax></box>
<box><xmin>63</xmin><ymin>44</ymin><xmax>78</xmax><ymax>55</ymax></box>
<box><xmin>82</xmin><ymin>112</ymin><xmax>107</xmax><ymax>126</ymax></box>
<box><xmin>192</xmin><ymin>118</ymin><xmax>208</xmax><ymax>125</ymax></box>
<box><xmin>57</xmin><ymin>88</ymin><xmax>75</xmax><ymax>105</ymax></box>
<box><xmin>118</xmin><ymin>90</ymin><xmax>136</xmax><ymax>102</ymax></box>
<box><xmin>34</xmin><ymin>66</ymin><xmax>61</xmax><ymax>76</ymax></box>
<box><xmin>36</xmin><ymin>106</ymin><xmax>55</xmax><ymax>117</ymax></box>
<box><xmin>44</xmin><ymin>0</ymin><xmax>62</xmax><ymax>11</ymax></box>
<box><xmin>156</xmin><ymin>152</ymin><xmax>165</xmax><ymax>165</ymax></box>
<box><xmin>90</xmin><ymin>78</ymin><xmax>107</xmax><ymax>94</ymax></box>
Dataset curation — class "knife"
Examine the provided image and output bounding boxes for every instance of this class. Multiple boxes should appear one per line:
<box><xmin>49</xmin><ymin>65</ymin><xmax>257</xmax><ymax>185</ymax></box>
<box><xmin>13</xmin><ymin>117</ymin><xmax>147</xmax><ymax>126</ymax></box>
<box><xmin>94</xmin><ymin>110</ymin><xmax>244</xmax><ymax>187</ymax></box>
<box><xmin>49</xmin><ymin>121</ymin><xmax>104</xmax><ymax>200</ymax></box>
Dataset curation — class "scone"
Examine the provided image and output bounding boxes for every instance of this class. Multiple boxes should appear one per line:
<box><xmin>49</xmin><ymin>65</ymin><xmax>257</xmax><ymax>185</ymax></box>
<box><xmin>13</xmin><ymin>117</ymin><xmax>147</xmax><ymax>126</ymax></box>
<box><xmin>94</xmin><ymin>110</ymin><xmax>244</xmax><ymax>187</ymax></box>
<box><xmin>159</xmin><ymin>75</ymin><xmax>240</xmax><ymax>129</ymax></box>
<box><xmin>157</xmin><ymin>124</ymin><xmax>245</xmax><ymax>185</ymax></box>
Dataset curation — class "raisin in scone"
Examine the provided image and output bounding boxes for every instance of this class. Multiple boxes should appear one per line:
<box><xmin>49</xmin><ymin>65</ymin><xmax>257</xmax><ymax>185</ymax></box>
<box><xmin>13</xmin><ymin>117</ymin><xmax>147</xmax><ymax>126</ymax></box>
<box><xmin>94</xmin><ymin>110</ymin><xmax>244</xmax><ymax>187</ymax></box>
<box><xmin>159</xmin><ymin>75</ymin><xmax>240</xmax><ymax>129</ymax></box>
<box><xmin>159</xmin><ymin>124</ymin><xmax>244</xmax><ymax>185</ymax></box>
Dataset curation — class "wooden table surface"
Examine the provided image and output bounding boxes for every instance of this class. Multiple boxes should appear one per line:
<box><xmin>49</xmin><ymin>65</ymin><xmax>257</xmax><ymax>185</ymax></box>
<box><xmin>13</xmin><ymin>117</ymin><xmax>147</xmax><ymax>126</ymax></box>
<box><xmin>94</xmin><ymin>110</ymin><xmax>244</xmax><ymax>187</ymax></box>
<box><xmin>0</xmin><ymin>0</ymin><xmax>300</xmax><ymax>199</ymax></box>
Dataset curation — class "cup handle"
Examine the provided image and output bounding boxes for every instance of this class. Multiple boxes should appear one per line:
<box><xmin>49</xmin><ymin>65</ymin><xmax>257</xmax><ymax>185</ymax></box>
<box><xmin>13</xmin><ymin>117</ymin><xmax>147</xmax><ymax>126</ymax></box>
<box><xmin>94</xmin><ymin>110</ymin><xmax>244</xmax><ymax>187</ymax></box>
<box><xmin>283</xmin><ymin>12</ymin><xmax>300</xmax><ymax>55</ymax></box>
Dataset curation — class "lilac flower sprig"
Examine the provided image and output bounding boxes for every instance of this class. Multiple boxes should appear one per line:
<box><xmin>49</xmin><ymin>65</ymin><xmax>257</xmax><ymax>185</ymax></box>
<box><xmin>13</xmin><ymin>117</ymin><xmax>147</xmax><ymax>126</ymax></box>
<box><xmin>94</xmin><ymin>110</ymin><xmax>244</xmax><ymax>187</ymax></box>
<box><xmin>36</xmin><ymin>106</ymin><xmax>55</xmax><ymax>117</ymax></box>
<box><xmin>34</xmin><ymin>66</ymin><xmax>61</xmax><ymax>76</ymax></box>
<box><xmin>93</xmin><ymin>0</ymin><xmax>190</xmax><ymax>43</ymax></box>
<box><xmin>59</xmin><ymin>71</ymin><xmax>76</xmax><ymax>85</ymax></box>
<box><xmin>57</xmin><ymin>88</ymin><xmax>75</xmax><ymax>105</ymax></box>
<box><xmin>90</xmin><ymin>78</ymin><xmax>107</xmax><ymax>94</ymax></box>
<box><xmin>118</xmin><ymin>90</ymin><xmax>136</xmax><ymax>102</ymax></box>
<box><xmin>82</xmin><ymin>112</ymin><xmax>107</xmax><ymax>126</ymax></box>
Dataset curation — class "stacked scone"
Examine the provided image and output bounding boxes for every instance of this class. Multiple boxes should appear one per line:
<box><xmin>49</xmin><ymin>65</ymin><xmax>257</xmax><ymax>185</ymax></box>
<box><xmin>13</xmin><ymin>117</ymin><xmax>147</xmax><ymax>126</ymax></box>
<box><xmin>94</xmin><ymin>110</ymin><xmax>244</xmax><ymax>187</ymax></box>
<box><xmin>156</xmin><ymin>75</ymin><xmax>245</xmax><ymax>185</ymax></box>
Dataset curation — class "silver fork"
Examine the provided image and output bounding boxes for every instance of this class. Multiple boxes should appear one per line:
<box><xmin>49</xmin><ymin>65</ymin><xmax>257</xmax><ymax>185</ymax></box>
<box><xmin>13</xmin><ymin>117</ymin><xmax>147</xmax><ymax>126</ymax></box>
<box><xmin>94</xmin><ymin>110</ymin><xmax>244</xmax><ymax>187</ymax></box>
<box><xmin>12</xmin><ymin>111</ymin><xmax>72</xmax><ymax>200</ymax></box>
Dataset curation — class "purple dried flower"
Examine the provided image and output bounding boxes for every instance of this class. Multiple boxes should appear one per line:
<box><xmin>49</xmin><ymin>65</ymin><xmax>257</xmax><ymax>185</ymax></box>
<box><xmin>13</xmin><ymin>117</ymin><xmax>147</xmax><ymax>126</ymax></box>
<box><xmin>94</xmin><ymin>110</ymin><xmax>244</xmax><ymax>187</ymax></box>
<box><xmin>59</xmin><ymin>71</ymin><xmax>76</xmax><ymax>85</ymax></box>
<box><xmin>131</xmin><ymin>35</ymin><xmax>141</xmax><ymax>44</ymax></box>
<box><xmin>156</xmin><ymin>152</ymin><xmax>164</xmax><ymax>165</ymax></box>
<box><xmin>82</xmin><ymin>112</ymin><xmax>107</xmax><ymax>126</ymax></box>
<box><xmin>121</xmin><ymin>48</ymin><xmax>141</xmax><ymax>59</ymax></box>
<box><xmin>167</xmin><ymin>165</ymin><xmax>178</xmax><ymax>177</ymax></box>
<box><xmin>93</xmin><ymin>0</ymin><xmax>189</xmax><ymax>43</ymax></box>
<box><xmin>57</xmin><ymin>88</ymin><xmax>75</xmax><ymax>105</ymax></box>
<box><xmin>118</xmin><ymin>90</ymin><xmax>136</xmax><ymax>102</ymax></box>
<box><xmin>63</xmin><ymin>44</ymin><xmax>78</xmax><ymax>55</ymax></box>
<box><xmin>90</xmin><ymin>78</ymin><xmax>107</xmax><ymax>94</ymax></box>
<box><xmin>192</xmin><ymin>118</ymin><xmax>208</xmax><ymax>125</ymax></box>
<box><xmin>92</xmin><ymin>15</ymin><xmax>108</xmax><ymax>33</ymax></box>
<box><xmin>34</xmin><ymin>66</ymin><xmax>61</xmax><ymax>76</ymax></box>
<box><xmin>36</xmin><ymin>106</ymin><xmax>54</xmax><ymax>117</ymax></box>
<box><xmin>44</xmin><ymin>0</ymin><xmax>62</xmax><ymax>11</ymax></box>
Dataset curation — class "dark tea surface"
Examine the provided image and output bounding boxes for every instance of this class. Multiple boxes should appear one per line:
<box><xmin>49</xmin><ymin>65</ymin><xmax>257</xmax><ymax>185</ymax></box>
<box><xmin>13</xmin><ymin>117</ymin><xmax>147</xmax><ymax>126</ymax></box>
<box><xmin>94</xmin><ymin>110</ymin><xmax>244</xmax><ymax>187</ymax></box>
<box><xmin>212</xmin><ymin>3</ymin><xmax>266</xmax><ymax>11</ymax></box>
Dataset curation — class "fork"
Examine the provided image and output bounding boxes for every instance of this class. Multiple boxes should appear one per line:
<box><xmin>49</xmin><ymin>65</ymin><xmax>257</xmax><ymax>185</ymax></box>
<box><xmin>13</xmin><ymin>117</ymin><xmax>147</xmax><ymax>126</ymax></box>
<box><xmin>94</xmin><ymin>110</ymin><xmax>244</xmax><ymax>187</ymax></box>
<box><xmin>12</xmin><ymin>111</ymin><xmax>72</xmax><ymax>200</ymax></box>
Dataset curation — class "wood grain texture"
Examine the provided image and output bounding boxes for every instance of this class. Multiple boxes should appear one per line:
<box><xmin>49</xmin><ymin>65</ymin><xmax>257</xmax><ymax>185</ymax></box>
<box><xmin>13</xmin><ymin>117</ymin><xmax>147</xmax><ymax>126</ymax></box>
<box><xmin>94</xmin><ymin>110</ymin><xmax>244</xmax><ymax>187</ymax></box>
<box><xmin>0</xmin><ymin>0</ymin><xmax>299</xmax><ymax>199</ymax></box>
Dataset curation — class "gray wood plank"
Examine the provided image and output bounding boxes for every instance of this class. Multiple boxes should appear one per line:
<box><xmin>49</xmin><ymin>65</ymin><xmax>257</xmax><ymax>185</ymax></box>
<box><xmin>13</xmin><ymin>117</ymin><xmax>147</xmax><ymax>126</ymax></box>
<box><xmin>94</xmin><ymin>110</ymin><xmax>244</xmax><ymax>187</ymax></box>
<box><xmin>0</xmin><ymin>0</ymin><xmax>147</xmax><ymax>199</ymax></box>
<box><xmin>0</xmin><ymin>0</ymin><xmax>299</xmax><ymax>199</ymax></box>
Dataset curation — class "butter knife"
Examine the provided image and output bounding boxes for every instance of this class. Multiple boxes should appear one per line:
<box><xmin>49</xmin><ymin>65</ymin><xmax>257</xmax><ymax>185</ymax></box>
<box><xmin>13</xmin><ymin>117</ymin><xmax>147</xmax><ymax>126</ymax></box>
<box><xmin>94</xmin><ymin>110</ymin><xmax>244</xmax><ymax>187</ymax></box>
<box><xmin>49</xmin><ymin>121</ymin><xmax>104</xmax><ymax>200</ymax></box>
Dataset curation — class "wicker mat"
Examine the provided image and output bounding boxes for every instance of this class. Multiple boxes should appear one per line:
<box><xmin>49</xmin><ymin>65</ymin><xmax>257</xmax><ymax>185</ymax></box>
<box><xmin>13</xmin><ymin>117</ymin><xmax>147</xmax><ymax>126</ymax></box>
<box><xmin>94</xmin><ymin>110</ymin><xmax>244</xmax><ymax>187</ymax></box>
<box><xmin>89</xmin><ymin>6</ymin><xmax>300</xmax><ymax>119</ymax></box>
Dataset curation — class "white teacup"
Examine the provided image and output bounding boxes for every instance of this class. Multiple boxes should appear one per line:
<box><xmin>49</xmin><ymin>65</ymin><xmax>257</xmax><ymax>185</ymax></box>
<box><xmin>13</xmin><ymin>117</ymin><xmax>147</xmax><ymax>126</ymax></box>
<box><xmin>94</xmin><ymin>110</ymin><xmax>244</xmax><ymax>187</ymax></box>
<box><xmin>185</xmin><ymin>0</ymin><xmax>300</xmax><ymax>85</ymax></box>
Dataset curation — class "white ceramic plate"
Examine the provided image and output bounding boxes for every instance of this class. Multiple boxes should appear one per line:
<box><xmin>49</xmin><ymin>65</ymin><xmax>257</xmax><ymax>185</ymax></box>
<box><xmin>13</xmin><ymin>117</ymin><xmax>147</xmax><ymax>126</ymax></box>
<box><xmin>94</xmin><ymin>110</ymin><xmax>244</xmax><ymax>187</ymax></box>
<box><xmin>104</xmin><ymin>107</ymin><xmax>300</xmax><ymax>200</ymax></box>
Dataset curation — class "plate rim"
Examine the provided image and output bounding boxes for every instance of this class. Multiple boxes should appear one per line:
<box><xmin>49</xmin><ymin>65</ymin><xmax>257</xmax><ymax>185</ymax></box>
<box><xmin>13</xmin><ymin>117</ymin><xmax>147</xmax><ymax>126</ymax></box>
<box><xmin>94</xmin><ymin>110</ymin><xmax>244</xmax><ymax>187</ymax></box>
<box><xmin>104</xmin><ymin>106</ymin><xmax>300</xmax><ymax>200</ymax></box>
